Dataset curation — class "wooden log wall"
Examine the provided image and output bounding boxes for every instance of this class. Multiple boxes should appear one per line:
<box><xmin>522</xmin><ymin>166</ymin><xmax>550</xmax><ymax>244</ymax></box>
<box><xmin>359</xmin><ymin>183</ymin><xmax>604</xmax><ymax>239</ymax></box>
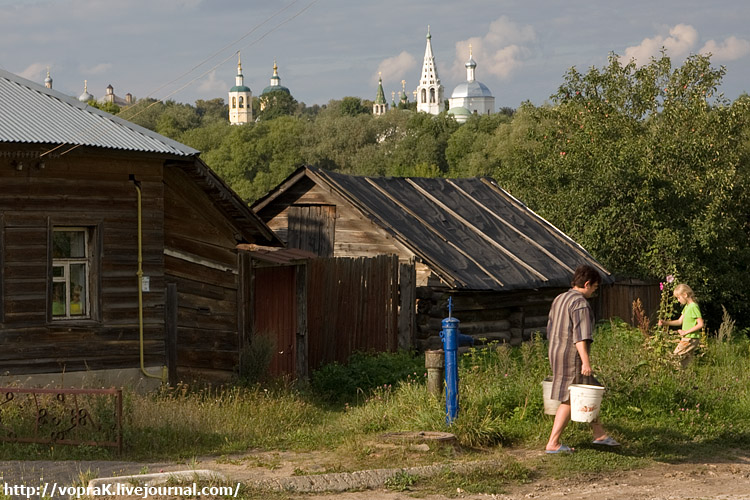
<box><xmin>416</xmin><ymin>287</ymin><xmax>564</xmax><ymax>350</ymax></box>
<box><xmin>0</xmin><ymin>148</ymin><xmax>166</xmax><ymax>375</ymax></box>
<box><xmin>163</xmin><ymin>166</ymin><xmax>243</xmax><ymax>382</ymax></box>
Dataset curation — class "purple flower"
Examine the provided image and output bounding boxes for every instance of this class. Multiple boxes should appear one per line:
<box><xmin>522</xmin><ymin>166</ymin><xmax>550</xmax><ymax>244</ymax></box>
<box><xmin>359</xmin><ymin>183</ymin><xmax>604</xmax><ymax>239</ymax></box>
<box><xmin>666</xmin><ymin>275</ymin><xmax>675</xmax><ymax>283</ymax></box>
<box><xmin>660</xmin><ymin>283</ymin><xmax>664</xmax><ymax>291</ymax></box>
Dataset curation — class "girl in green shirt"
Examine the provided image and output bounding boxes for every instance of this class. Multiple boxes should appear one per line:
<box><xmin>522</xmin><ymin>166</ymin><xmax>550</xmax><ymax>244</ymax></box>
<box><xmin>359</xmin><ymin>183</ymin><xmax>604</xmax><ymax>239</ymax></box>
<box><xmin>658</xmin><ymin>284</ymin><xmax>704</xmax><ymax>366</ymax></box>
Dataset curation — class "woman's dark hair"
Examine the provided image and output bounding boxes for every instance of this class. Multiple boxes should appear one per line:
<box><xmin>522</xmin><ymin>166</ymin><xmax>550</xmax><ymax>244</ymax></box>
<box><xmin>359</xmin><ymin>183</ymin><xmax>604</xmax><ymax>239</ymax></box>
<box><xmin>571</xmin><ymin>265</ymin><xmax>602</xmax><ymax>288</ymax></box>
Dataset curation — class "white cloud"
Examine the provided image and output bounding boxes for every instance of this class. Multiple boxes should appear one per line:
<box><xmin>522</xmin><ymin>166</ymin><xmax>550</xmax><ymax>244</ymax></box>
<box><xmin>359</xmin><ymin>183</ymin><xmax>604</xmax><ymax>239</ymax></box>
<box><xmin>621</xmin><ymin>24</ymin><xmax>698</xmax><ymax>66</ymax></box>
<box><xmin>197</xmin><ymin>70</ymin><xmax>226</xmax><ymax>93</ymax></box>
<box><xmin>19</xmin><ymin>62</ymin><xmax>48</xmax><ymax>82</ymax></box>
<box><xmin>376</xmin><ymin>51</ymin><xmax>416</xmax><ymax>88</ymax></box>
<box><xmin>484</xmin><ymin>16</ymin><xmax>536</xmax><ymax>47</ymax></box>
<box><xmin>452</xmin><ymin>16</ymin><xmax>536</xmax><ymax>81</ymax></box>
<box><xmin>700</xmin><ymin>36</ymin><xmax>750</xmax><ymax>61</ymax></box>
<box><xmin>83</xmin><ymin>63</ymin><xmax>113</xmax><ymax>75</ymax></box>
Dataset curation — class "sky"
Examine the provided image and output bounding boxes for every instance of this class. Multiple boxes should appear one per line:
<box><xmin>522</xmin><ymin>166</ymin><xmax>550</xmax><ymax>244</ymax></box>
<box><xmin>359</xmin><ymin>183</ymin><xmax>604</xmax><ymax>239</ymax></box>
<box><xmin>1</xmin><ymin>0</ymin><xmax>749</xmax><ymax>110</ymax></box>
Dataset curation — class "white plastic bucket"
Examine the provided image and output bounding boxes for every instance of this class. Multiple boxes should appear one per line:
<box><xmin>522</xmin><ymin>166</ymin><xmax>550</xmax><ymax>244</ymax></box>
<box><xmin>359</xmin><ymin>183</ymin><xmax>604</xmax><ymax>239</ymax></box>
<box><xmin>569</xmin><ymin>384</ymin><xmax>605</xmax><ymax>422</ymax></box>
<box><xmin>541</xmin><ymin>378</ymin><xmax>560</xmax><ymax>415</ymax></box>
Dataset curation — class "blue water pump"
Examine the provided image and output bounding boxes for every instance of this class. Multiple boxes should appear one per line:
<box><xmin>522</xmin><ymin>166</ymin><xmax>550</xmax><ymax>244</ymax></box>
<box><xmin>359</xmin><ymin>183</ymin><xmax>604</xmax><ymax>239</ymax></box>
<box><xmin>440</xmin><ymin>297</ymin><xmax>475</xmax><ymax>425</ymax></box>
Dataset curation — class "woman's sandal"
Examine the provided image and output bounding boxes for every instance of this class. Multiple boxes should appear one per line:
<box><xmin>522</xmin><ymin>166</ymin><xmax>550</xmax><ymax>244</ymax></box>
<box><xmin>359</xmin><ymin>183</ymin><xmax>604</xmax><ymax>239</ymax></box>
<box><xmin>593</xmin><ymin>436</ymin><xmax>620</xmax><ymax>446</ymax></box>
<box><xmin>545</xmin><ymin>444</ymin><xmax>574</xmax><ymax>454</ymax></box>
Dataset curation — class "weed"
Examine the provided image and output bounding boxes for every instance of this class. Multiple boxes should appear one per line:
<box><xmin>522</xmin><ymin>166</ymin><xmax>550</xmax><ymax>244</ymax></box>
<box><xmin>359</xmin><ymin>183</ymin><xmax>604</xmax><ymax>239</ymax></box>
<box><xmin>384</xmin><ymin>470</ymin><xmax>418</xmax><ymax>491</ymax></box>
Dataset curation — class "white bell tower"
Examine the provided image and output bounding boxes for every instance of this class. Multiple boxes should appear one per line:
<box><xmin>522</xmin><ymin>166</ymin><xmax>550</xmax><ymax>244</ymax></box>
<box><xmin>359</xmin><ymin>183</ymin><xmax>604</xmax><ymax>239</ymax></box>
<box><xmin>416</xmin><ymin>26</ymin><xmax>444</xmax><ymax>115</ymax></box>
<box><xmin>228</xmin><ymin>53</ymin><xmax>253</xmax><ymax>125</ymax></box>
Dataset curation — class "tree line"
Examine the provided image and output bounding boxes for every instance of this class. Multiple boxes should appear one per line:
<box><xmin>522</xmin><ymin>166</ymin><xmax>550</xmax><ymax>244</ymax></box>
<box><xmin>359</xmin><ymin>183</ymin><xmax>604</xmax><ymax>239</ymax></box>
<box><xmin>106</xmin><ymin>52</ymin><xmax>750</xmax><ymax>327</ymax></box>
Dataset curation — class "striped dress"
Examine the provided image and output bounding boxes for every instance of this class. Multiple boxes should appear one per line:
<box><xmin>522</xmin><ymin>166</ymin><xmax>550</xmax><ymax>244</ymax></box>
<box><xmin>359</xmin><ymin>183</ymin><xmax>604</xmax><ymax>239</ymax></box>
<box><xmin>547</xmin><ymin>288</ymin><xmax>597</xmax><ymax>402</ymax></box>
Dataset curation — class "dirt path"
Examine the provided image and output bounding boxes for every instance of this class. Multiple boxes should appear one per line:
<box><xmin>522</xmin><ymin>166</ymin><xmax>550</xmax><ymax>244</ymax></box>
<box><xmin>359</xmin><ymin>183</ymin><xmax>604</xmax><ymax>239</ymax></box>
<box><xmin>186</xmin><ymin>449</ymin><xmax>750</xmax><ymax>500</ymax></box>
<box><xmin>4</xmin><ymin>449</ymin><xmax>750</xmax><ymax>499</ymax></box>
<box><xmin>298</xmin><ymin>459</ymin><xmax>750</xmax><ymax>500</ymax></box>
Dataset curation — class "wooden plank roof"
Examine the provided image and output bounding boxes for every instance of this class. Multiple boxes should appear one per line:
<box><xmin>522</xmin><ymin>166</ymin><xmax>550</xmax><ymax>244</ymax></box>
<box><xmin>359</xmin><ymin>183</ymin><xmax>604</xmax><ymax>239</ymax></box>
<box><xmin>255</xmin><ymin>166</ymin><xmax>611</xmax><ymax>291</ymax></box>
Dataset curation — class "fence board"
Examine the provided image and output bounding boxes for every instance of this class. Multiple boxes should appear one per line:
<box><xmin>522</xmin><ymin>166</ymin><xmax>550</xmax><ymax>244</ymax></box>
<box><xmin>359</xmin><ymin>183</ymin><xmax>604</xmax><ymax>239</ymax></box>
<box><xmin>307</xmin><ymin>255</ymin><xmax>401</xmax><ymax>371</ymax></box>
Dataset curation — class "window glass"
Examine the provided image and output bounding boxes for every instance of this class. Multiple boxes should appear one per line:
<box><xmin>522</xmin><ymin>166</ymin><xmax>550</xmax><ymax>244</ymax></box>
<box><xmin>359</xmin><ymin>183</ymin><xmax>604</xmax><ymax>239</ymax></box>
<box><xmin>52</xmin><ymin>282</ymin><xmax>66</xmax><ymax>317</ymax></box>
<box><xmin>53</xmin><ymin>231</ymin><xmax>85</xmax><ymax>258</ymax></box>
<box><xmin>52</xmin><ymin>227</ymin><xmax>90</xmax><ymax>319</ymax></box>
<box><xmin>70</xmin><ymin>263</ymin><xmax>86</xmax><ymax>315</ymax></box>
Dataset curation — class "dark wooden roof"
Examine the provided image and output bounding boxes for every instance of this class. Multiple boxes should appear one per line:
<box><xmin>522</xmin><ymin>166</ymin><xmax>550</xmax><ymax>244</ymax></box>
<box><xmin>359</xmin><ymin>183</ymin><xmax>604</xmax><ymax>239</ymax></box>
<box><xmin>255</xmin><ymin>166</ymin><xmax>611</xmax><ymax>291</ymax></box>
<box><xmin>236</xmin><ymin>244</ymin><xmax>316</xmax><ymax>265</ymax></box>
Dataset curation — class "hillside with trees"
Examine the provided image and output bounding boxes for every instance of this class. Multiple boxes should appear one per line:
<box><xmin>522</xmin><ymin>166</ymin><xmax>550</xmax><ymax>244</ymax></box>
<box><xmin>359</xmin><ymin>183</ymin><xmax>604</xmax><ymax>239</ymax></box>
<box><xmin>112</xmin><ymin>52</ymin><xmax>750</xmax><ymax>327</ymax></box>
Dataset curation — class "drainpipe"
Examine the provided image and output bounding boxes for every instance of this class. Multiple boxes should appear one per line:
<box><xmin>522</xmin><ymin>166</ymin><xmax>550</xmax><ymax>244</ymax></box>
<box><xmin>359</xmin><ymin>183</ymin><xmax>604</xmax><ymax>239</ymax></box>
<box><xmin>132</xmin><ymin>177</ymin><xmax>167</xmax><ymax>383</ymax></box>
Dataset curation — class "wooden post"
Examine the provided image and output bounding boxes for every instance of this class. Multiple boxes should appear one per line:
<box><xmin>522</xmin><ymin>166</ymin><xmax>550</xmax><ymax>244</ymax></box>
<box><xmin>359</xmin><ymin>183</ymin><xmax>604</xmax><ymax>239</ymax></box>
<box><xmin>398</xmin><ymin>260</ymin><xmax>416</xmax><ymax>350</ymax></box>
<box><xmin>425</xmin><ymin>349</ymin><xmax>444</xmax><ymax>396</ymax></box>
<box><xmin>296</xmin><ymin>262</ymin><xmax>309</xmax><ymax>380</ymax></box>
<box><xmin>165</xmin><ymin>283</ymin><xmax>178</xmax><ymax>386</ymax></box>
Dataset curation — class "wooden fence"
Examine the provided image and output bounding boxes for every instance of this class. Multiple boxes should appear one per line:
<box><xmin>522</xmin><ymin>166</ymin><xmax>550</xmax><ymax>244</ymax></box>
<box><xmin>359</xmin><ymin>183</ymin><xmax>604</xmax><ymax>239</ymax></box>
<box><xmin>595</xmin><ymin>279</ymin><xmax>661</xmax><ymax>326</ymax></box>
<box><xmin>306</xmin><ymin>255</ymin><xmax>412</xmax><ymax>371</ymax></box>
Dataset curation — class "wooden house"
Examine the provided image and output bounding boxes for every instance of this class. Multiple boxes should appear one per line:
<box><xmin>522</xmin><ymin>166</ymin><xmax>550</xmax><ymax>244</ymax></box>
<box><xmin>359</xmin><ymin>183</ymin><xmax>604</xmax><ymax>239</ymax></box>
<box><xmin>253</xmin><ymin>166</ymin><xmax>613</xmax><ymax>349</ymax></box>
<box><xmin>0</xmin><ymin>69</ymin><xmax>283</xmax><ymax>388</ymax></box>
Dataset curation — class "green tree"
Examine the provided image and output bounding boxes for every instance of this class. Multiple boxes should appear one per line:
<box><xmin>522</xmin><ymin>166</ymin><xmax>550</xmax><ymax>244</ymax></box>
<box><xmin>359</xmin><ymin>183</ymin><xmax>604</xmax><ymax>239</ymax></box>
<box><xmin>87</xmin><ymin>100</ymin><xmax>121</xmax><ymax>115</ymax></box>
<box><xmin>258</xmin><ymin>90</ymin><xmax>298</xmax><ymax>121</ymax></box>
<box><xmin>195</xmin><ymin>98</ymin><xmax>228</xmax><ymax>124</ymax></box>
<box><xmin>336</xmin><ymin>97</ymin><xmax>371</xmax><ymax>117</ymax></box>
<box><xmin>155</xmin><ymin>101</ymin><xmax>201</xmax><ymax>140</ymax></box>
<box><xmin>490</xmin><ymin>52</ymin><xmax>750</xmax><ymax>323</ymax></box>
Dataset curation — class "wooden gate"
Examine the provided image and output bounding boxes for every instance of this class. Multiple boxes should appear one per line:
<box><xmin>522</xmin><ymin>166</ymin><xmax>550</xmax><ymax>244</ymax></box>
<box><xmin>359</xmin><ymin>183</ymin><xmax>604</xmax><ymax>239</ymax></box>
<box><xmin>253</xmin><ymin>266</ymin><xmax>297</xmax><ymax>377</ymax></box>
<box><xmin>306</xmin><ymin>254</ymin><xmax>401</xmax><ymax>371</ymax></box>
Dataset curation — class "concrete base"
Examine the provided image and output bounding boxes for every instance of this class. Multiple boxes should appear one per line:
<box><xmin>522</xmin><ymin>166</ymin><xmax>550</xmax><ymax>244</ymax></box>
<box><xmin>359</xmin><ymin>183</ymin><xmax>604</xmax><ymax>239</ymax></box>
<box><xmin>0</xmin><ymin>366</ymin><xmax>167</xmax><ymax>393</ymax></box>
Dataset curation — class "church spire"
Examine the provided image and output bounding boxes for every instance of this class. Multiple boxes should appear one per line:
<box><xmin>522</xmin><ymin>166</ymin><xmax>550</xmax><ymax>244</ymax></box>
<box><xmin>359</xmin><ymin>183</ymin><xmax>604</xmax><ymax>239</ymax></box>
<box><xmin>465</xmin><ymin>44</ymin><xmax>477</xmax><ymax>83</ymax></box>
<box><xmin>373</xmin><ymin>73</ymin><xmax>388</xmax><ymax>116</ymax></box>
<box><xmin>236</xmin><ymin>52</ymin><xmax>245</xmax><ymax>87</ymax></box>
<box><xmin>416</xmin><ymin>26</ymin><xmax>444</xmax><ymax>114</ymax></box>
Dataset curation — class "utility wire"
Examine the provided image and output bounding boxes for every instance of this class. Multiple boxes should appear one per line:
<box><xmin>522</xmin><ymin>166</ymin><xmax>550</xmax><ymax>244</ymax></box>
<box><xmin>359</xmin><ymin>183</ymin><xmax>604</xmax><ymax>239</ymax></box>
<box><xmin>44</xmin><ymin>0</ymin><xmax>318</xmax><ymax>157</ymax></box>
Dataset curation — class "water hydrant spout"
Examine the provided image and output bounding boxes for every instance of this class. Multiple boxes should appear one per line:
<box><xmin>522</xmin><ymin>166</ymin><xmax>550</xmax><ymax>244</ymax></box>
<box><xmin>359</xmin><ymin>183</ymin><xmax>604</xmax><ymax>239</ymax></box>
<box><xmin>440</xmin><ymin>297</ymin><xmax>474</xmax><ymax>425</ymax></box>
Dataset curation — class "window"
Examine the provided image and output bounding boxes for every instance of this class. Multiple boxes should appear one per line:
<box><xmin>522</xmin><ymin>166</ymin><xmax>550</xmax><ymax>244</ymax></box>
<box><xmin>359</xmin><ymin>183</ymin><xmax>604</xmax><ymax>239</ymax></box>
<box><xmin>239</xmin><ymin>96</ymin><xmax>244</xmax><ymax>108</ymax></box>
<box><xmin>51</xmin><ymin>228</ymin><xmax>90</xmax><ymax>319</ymax></box>
<box><xmin>232</xmin><ymin>96</ymin><xmax>236</xmax><ymax>109</ymax></box>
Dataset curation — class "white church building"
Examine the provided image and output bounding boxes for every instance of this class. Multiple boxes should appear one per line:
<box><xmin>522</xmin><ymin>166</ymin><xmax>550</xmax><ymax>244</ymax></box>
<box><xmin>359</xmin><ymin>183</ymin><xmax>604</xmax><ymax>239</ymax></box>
<box><xmin>228</xmin><ymin>53</ymin><xmax>252</xmax><ymax>125</ymax></box>
<box><xmin>415</xmin><ymin>27</ymin><xmax>445</xmax><ymax>115</ymax></box>
<box><xmin>412</xmin><ymin>28</ymin><xmax>495</xmax><ymax>121</ymax></box>
<box><xmin>448</xmin><ymin>46</ymin><xmax>495</xmax><ymax>123</ymax></box>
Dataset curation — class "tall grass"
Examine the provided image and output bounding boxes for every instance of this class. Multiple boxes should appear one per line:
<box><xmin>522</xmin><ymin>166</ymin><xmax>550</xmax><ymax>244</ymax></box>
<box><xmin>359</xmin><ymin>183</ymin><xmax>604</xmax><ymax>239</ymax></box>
<box><xmin>3</xmin><ymin>321</ymin><xmax>749</xmax><ymax>466</ymax></box>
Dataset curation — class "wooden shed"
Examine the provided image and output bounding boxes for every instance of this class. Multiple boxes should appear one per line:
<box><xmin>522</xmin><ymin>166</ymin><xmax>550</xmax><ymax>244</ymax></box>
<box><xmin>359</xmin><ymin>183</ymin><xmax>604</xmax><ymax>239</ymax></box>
<box><xmin>253</xmin><ymin>166</ymin><xmax>613</xmax><ymax>349</ymax></box>
<box><xmin>0</xmin><ymin>69</ymin><xmax>282</xmax><ymax>388</ymax></box>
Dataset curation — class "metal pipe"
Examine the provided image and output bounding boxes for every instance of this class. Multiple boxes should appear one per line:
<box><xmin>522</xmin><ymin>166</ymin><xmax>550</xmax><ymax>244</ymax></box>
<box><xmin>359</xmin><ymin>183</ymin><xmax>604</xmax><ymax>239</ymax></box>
<box><xmin>440</xmin><ymin>297</ymin><xmax>474</xmax><ymax>425</ymax></box>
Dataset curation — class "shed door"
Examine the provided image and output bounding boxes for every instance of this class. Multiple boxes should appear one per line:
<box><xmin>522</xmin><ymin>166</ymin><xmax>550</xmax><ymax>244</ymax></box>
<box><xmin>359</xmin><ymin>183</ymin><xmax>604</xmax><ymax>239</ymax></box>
<box><xmin>253</xmin><ymin>266</ymin><xmax>297</xmax><ymax>377</ymax></box>
<box><xmin>288</xmin><ymin>205</ymin><xmax>336</xmax><ymax>257</ymax></box>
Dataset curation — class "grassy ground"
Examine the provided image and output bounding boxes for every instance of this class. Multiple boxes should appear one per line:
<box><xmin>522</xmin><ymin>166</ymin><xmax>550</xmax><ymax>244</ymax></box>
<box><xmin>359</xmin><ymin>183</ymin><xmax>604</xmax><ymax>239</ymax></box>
<box><xmin>2</xmin><ymin>318</ymin><xmax>749</xmax><ymax>497</ymax></box>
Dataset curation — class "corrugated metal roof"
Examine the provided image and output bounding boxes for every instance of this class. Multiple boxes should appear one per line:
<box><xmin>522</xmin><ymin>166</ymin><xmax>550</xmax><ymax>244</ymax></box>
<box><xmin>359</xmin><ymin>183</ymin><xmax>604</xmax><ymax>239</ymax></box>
<box><xmin>0</xmin><ymin>69</ymin><xmax>197</xmax><ymax>157</ymax></box>
<box><xmin>255</xmin><ymin>166</ymin><xmax>612</xmax><ymax>291</ymax></box>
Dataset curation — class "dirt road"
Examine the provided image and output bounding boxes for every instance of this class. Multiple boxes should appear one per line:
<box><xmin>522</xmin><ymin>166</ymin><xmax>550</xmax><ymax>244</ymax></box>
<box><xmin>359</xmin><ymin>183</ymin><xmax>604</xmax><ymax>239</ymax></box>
<box><xmin>3</xmin><ymin>449</ymin><xmax>750</xmax><ymax>499</ymax></box>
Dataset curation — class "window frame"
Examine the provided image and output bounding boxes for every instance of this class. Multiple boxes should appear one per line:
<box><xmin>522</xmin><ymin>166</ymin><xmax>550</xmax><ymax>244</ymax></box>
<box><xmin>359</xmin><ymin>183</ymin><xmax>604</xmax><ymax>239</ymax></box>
<box><xmin>48</xmin><ymin>221</ymin><xmax>101</xmax><ymax>323</ymax></box>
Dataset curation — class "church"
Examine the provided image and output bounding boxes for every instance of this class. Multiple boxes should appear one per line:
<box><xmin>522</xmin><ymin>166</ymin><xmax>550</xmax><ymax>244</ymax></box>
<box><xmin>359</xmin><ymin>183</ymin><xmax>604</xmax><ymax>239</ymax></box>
<box><xmin>228</xmin><ymin>55</ymin><xmax>294</xmax><ymax>124</ymax></box>
<box><xmin>374</xmin><ymin>28</ymin><xmax>496</xmax><ymax>122</ymax></box>
<box><xmin>228</xmin><ymin>54</ymin><xmax>253</xmax><ymax>125</ymax></box>
<box><xmin>447</xmin><ymin>45</ymin><xmax>495</xmax><ymax>123</ymax></box>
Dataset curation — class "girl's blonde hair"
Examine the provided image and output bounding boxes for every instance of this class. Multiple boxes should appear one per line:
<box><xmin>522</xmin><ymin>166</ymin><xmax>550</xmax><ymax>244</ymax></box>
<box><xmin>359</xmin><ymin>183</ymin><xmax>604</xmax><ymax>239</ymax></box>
<box><xmin>673</xmin><ymin>283</ymin><xmax>696</xmax><ymax>300</ymax></box>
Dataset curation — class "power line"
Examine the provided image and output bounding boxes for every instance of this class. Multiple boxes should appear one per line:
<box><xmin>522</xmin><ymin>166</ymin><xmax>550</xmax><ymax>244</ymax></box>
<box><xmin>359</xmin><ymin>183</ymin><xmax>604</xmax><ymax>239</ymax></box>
<box><xmin>43</xmin><ymin>0</ymin><xmax>319</xmax><ymax>157</ymax></box>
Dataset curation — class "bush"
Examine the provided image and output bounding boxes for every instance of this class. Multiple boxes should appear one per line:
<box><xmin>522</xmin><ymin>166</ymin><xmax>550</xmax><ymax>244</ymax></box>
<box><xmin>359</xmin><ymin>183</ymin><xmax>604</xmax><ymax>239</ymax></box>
<box><xmin>310</xmin><ymin>350</ymin><xmax>425</xmax><ymax>404</ymax></box>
